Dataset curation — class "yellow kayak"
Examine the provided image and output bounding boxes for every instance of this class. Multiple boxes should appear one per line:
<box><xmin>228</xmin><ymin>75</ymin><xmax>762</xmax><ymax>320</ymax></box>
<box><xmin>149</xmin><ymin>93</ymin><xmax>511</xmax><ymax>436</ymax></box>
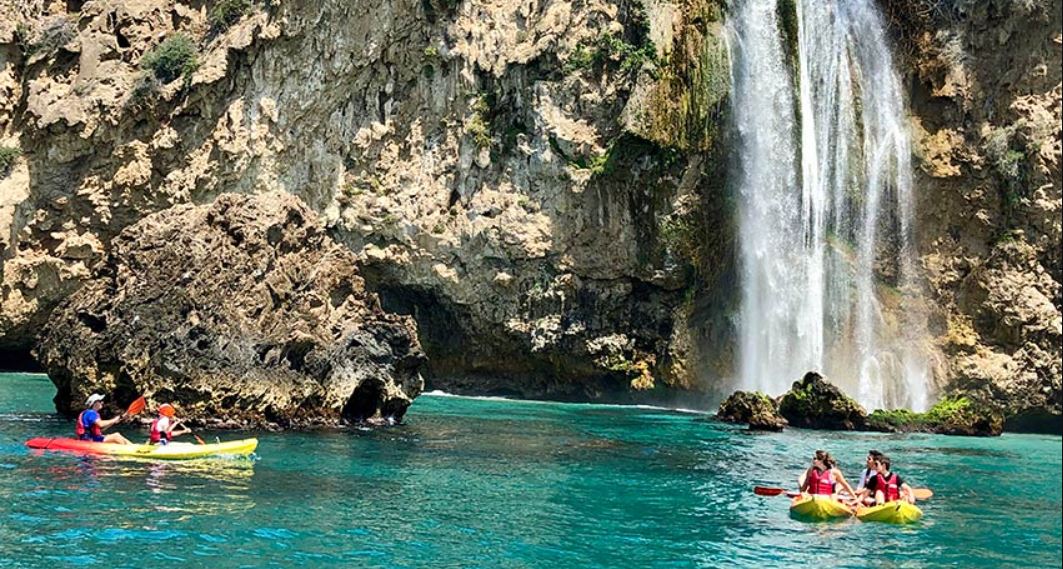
<box><xmin>856</xmin><ymin>501</ymin><xmax>923</xmax><ymax>524</ymax></box>
<box><xmin>26</xmin><ymin>437</ymin><xmax>258</xmax><ymax>460</ymax></box>
<box><xmin>789</xmin><ymin>494</ymin><xmax>853</xmax><ymax>521</ymax></box>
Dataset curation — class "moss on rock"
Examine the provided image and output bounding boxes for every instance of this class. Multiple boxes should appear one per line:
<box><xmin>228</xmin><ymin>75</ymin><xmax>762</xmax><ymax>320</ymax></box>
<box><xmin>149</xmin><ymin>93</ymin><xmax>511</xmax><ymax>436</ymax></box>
<box><xmin>778</xmin><ymin>371</ymin><xmax>869</xmax><ymax>430</ymax></box>
<box><xmin>867</xmin><ymin>397</ymin><xmax>1005</xmax><ymax>436</ymax></box>
<box><xmin>717</xmin><ymin>390</ymin><xmax>787</xmax><ymax>431</ymax></box>
<box><xmin>627</xmin><ymin>0</ymin><xmax>730</xmax><ymax>152</ymax></box>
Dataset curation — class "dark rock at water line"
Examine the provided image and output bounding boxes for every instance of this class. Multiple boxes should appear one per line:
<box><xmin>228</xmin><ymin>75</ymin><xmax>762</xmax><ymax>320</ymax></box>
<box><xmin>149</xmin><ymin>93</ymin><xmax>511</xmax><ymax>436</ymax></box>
<box><xmin>866</xmin><ymin>396</ymin><xmax>1006</xmax><ymax>437</ymax></box>
<box><xmin>716</xmin><ymin>390</ymin><xmax>787</xmax><ymax>431</ymax></box>
<box><xmin>778</xmin><ymin>371</ymin><xmax>868</xmax><ymax>431</ymax></box>
<box><xmin>35</xmin><ymin>192</ymin><xmax>426</xmax><ymax>429</ymax></box>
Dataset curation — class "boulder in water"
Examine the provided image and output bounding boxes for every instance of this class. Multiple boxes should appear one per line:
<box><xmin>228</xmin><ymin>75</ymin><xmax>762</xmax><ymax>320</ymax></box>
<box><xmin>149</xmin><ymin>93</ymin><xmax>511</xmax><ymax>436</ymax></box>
<box><xmin>867</xmin><ymin>397</ymin><xmax>1005</xmax><ymax>436</ymax></box>
<box><xmin>778</xmin><ymin>372</ymin><xmax>868</xmax><ymax>430</ymax></box>
<box><xmin>716</xmin><ymin>390</ymin><xmax>787</xmax><ymax>431</ymax></box>
<box><xmin>35</xmin><ymin>192</ymin><xmax>426</xmax><ymax>428</ymax></box>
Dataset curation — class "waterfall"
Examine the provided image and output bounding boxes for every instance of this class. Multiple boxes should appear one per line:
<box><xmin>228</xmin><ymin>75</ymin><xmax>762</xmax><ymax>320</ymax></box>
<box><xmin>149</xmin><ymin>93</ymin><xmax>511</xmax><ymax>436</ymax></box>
<box><xmin>727</xmin><ymin>0</ymin><xmax>930</xmax><ymax>410</ymax></box>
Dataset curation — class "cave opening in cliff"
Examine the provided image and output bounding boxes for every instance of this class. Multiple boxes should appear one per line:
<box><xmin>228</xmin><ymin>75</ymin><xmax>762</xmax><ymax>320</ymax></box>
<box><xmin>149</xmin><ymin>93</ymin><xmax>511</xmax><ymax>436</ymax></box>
<box><xmin>0</xmin><ymin>348</ymin><xmax>42</xmax><ymax>372</ymax></box>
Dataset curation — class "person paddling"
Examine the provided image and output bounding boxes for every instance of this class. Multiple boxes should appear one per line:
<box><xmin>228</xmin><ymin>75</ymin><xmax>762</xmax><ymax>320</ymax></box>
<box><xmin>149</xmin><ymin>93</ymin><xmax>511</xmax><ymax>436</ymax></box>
<box><xmin>149</xmin><ymin>403</ymin><xmax>191</xmax><ymax>445</ymax></box>
<box><xmin>799</xmin><ymin>450</ymin><xmax>857</xmax><ymax>502</ymax></box>
<box><xmin>862</xmin><ymin>455</ymin><xmax>915</xmax><ymax>505</ymax></box>
<box><xmin>76</xmin><ymin>394</ymin><xmax>132</xmax><ymax>445</ymax></box>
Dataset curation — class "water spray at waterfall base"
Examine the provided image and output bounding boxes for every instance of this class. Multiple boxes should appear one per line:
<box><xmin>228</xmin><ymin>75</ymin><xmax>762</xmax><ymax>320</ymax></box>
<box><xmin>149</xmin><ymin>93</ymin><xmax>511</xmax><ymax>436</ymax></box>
<box><xmin>727</xmin><ymin>0</ymin><xmax>932</xmax><ymax>410</ymax></box>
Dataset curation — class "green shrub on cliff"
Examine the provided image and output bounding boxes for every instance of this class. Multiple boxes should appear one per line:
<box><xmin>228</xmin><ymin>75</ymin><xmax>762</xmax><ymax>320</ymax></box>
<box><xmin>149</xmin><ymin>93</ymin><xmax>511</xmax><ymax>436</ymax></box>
<box><xmin>210</xmin><ymin>0</ymin><xmax>252</xmax><ymax>33</ymax></box>
<box><xmin>0</xmin><ymin>145</ymin><xmax>22</xmax><ymax>176</ymax></box>
<box><xmin>141</xmin><ymin>34</ymin><xmax>200</xmax><ymax>84</ymax></box>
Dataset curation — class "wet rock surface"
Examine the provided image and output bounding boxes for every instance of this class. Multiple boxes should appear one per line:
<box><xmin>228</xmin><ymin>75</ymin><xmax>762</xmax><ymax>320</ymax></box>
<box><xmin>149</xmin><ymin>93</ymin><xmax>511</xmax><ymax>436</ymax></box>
<box><xmin>716</xmin><ymin>390</ymin><xmax>787</xmax><ymax>431</ymax></box>
<box><xmin>35</xmin><ymin>192</ymin><xmax>426</xmax><ymax>428</ymax></box>
<box><xmin>777</xmin><ymin>372</ymin><xmax>869</xmax><ymax>431</ymax></box>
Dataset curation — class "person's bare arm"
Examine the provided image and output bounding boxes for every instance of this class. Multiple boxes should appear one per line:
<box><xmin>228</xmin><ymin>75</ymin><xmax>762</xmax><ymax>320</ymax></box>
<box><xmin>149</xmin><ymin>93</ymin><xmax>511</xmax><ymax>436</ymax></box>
<box><xmin>901</xmin><ymin>482</ymin><xmax>915</xmax><ymax>503</ymax></box>
<box><xmin>835</xmin><ymin>469</ymin><xmax>858</xmax><ymax>498</ymax></box>
<box><xmin>96</xmin><ymin>413</ymin><xmax>126</xmax><ymax>430</ymax></box>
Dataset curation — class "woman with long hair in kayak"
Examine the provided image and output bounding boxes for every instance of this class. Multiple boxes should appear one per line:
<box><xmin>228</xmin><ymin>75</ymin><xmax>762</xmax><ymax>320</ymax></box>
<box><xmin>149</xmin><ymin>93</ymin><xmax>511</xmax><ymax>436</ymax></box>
<box><xmin>799</xmin><ymin>450</ymin><xmax>857</xmax><ymax>503</ymax></box>
<box><xmin>76</xmin><ymin>394</ymin><xmax>133</xmax><ymax>445</ymax></box>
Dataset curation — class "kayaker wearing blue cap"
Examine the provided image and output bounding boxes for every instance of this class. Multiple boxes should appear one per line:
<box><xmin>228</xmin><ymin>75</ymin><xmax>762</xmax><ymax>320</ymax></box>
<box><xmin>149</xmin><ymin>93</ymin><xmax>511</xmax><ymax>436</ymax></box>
<box><xmin>76</xmin><ymin>394</ymin><xmax>133</xmax><ymax>445</ymax></box>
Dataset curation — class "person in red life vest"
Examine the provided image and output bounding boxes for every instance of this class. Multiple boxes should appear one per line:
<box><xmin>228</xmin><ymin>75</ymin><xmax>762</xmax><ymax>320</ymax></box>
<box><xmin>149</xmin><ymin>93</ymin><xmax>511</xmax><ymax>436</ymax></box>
<box><xmin>854</xmin><ymin>449</ymin><xmax>885</xmax><ymax>506</ymax></box>
<box><xmin>862</xmin><ymin>454</ymin><xmax>915</xmax><ymax>505</ymax></box>
<box><xmin>149</xmin><ymin>403</ymin><xmax>191</xmax><ymax>445</ymax></box>
<box><xmin>76</xmin><ymin>394</ymin><xmax>133</xmax><ymax>444</ymax></box>
<box><xmin>798</xmin><ymin>449</ymin><xmax>857</xmax><ymax>502</ymax></box>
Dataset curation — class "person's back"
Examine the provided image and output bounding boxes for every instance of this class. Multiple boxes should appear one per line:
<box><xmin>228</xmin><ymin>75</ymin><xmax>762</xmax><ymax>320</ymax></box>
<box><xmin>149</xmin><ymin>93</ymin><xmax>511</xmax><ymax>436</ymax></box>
<box><xmin>807</xmin><ymin>466</ymin><xmax>835</xmax><ymax>495</ymax></box>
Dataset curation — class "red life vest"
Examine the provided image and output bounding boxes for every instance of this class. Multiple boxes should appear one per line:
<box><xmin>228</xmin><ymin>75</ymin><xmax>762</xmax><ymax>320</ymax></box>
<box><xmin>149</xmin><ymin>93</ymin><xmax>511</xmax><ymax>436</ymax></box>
<box><xmin>75</xmin><ymin>410</ymin><xmax>103</xmax><ymax>439</ymax></box>
<box><xmin>808</xmin><ymin>467</ymin><xmax>835</xmax><ymax>495</ymax></box>
<box><xmin>149</xmin><ymin>418</ymin><xmax>171</xmax><ymax>444</ymax></box>
<box><xmin>876</xmin><ymin>472</ymin><xmax>901</xmax><ymax>502</ymax></box>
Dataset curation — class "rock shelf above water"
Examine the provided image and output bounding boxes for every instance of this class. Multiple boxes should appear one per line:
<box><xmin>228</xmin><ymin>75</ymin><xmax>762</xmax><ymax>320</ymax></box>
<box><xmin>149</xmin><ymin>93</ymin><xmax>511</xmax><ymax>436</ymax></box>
<box><xmin>35</xmin><ymin>192</ymin><xmax>426</xmax><ymax>428</ymax></box>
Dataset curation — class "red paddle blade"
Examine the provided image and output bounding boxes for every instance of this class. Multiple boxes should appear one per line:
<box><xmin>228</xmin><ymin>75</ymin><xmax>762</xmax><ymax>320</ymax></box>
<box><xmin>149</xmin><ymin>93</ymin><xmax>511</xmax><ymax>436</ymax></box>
<box><xmin>194</xmin><ymin>434</ymin><xmax>206</xmax><ymax>445</ymax></box>
<box><xmin>754</xmin><ymin>486</ymin><xmax>786</xmax><ymax>496</ymax></box>
<box><xmin>126</xmin><ymin>396</ymin><xmax>146</xmax><ymax>415</ymax></box>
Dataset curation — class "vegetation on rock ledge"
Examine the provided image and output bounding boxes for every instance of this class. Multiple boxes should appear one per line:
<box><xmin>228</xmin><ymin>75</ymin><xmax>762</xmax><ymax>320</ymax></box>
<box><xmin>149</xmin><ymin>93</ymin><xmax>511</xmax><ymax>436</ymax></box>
<box><xmin>141</xmin><ymin>34</ymin><xmax>200</xmax><ymax>85</ymax></box>
<box><xmin>0</xmin><ymin>145</ymin><xmax>22</xmax><ymax>176</ymax></box>
<box><xmin>868</xmin><ymin>397</ymin><xmax>1005</xmax><ymax>436</ymax></box>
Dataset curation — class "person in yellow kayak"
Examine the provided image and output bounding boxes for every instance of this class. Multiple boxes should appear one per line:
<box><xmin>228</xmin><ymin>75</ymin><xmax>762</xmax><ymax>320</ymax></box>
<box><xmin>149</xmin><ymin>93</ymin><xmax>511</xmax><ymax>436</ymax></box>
<box><xmin>148</xmin><ymin>403</ymin><xmax>191</xmax><ymax>445</ymax></box>
<box><xmin>76</xmin><ymin>394</ymin><xmax>133</xmax><ymax>444</ymax></box>
<box><xmin>861</xmin><ymin>454</ymin><xmax>915</xmax><ymax>505</ymax></box>
<box><xmin>854</xmin><ymin>449</ymin><xmax>884</xmax><ymax>505</ymax></box>
<box><xmin>799</xmin><ymin>450</ymin><xmax>857</xmax><ymax>501</ymax></box>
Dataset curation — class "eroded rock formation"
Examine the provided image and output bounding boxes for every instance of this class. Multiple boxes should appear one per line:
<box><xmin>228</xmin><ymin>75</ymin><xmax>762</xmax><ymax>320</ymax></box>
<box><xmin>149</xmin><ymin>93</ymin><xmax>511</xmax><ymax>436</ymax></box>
<box><xmin>892</xmin><ymin>0</ymin><xmax>1062</xmax><ymax>429</ymax></box>
<box><xmin>0</xmin><ymin>0</ymin><xmax>1059</xmax><ymax>427</ymax></box>
<box><xmin>1</xmin><ymin>0</ymin><xmax>732</xmax><ymax>406</ymax></box>
<box><xmin>35</xmin><ymin>192</ymin><xmax>425</xmax><ymax>427</ymax></box>
<box><xmin>715</xmin><ymin>390</ymin><xmax>787</xmax><ymax>431</ymax></box>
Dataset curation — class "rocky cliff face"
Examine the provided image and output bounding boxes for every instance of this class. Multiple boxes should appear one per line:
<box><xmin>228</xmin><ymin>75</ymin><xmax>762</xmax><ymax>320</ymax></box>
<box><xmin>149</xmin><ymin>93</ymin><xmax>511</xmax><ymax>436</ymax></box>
<box><xmin>1</xmin><ymin>0</ymin><xmax>732</xmax><ymax>404</ymax></box>
<box><xmin>887</xmin><ymin>0</ymin><xmax>1062</xmax><ymax>428</ymax></box>
<box><xmin>1</xmin><ymin>0</ymin><xmax>1059</xmax><ymax>426</ymax></box>
<box><xmin>36</xmin><ymin>192</ymin><xmax>425</xmax><ymax>427</ymax></box>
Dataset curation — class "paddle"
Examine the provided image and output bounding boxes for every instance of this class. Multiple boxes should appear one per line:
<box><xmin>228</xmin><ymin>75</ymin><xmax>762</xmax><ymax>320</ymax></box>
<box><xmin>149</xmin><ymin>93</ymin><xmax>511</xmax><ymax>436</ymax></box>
<box><xmin>125</xmin><ymin>396</ymin><xmax>146</xmax><ymax>417</ymax></box>
<box><xmin>754</xmin><ymin>486</ymin><xmax>800</xmax><ymax>498</ymax></box>
<box><xmin>172</xmin><ymin>417</ymin><xmax>206</xmax><ymax>445</ymax></box>
<box><xmin>911</xmin><ymin>488</ymin><xmax>933</xmax><ymax>500</ymax></box>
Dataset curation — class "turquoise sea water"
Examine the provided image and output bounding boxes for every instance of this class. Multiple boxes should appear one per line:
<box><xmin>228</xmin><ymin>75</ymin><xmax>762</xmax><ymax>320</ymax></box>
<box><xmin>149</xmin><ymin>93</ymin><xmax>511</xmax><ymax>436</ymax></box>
<box><xmin>1</xmin><ymin>372</ymin><xmax>1060</xmax><ymax>568</ymax></box>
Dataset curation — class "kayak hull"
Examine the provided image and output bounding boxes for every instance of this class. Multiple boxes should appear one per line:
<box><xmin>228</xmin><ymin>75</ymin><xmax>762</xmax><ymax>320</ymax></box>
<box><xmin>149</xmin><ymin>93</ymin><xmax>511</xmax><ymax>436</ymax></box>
<box><xmin>856</xmin><ymin>501</ymin><xmax>923</xmax><ymax>524</ymax></box>
<box><xmin>789</xmin><ymin>495</ymin><xmax>853</xmax><ymax>521</ymax></box>
<box><xmin>25</xmin><ymin>437</ymin><xmax>257</xmax><ymax>460</ymax></box>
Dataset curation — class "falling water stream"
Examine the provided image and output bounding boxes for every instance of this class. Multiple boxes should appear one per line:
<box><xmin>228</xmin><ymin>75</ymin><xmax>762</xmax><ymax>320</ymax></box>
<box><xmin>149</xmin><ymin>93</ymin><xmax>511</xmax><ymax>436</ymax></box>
<box><xmin>728</xmin><ymin>0</ymin><xmax>929</xmax><ymax>410</ymax></box>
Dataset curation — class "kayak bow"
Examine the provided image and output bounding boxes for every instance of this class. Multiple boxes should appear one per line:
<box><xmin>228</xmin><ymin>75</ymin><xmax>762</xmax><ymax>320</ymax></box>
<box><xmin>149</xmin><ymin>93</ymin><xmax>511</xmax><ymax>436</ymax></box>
<box><xmin>856</xmin><ymin>501</ymin><xmax>923</xmax><ymax>524</ymax></box>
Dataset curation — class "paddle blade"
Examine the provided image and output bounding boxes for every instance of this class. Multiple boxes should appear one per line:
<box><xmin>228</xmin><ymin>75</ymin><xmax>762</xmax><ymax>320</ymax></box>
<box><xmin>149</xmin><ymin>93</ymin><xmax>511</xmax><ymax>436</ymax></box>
<box><xmin>193</xmin><ymin>434</ymin><xmax>206</xmax><ymax>445</ymax></box>
<box><xmin>754</xmin><ymin>486</ymin><xmax>786</xmax><ymax>496</ymax></box>
<box><xmin>126</xmin><ymin>396</ymin><xmax>146</xmax><ymax>416</ymax></box>
<box><xmin>912</xmin><ymin>488</ymin><xmax>933</xmax><ymax>500</ymax></box>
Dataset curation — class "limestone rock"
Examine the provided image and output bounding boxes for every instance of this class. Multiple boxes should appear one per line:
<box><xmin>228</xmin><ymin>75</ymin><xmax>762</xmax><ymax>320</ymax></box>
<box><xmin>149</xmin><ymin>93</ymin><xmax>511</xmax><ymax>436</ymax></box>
<box><xmin>778</xmin><ymin>372</ymin><xmax>868</xmax><ymax>431</ymax></box>
<box><xmin>716</xmin><ymin>390</ymin><xmax>787</xmax><ymax>431</ymax></box>
<box><xmin>35</xmin><ymin>192</ymin><xmax>426</xmax><ymax>428</ymax></box>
